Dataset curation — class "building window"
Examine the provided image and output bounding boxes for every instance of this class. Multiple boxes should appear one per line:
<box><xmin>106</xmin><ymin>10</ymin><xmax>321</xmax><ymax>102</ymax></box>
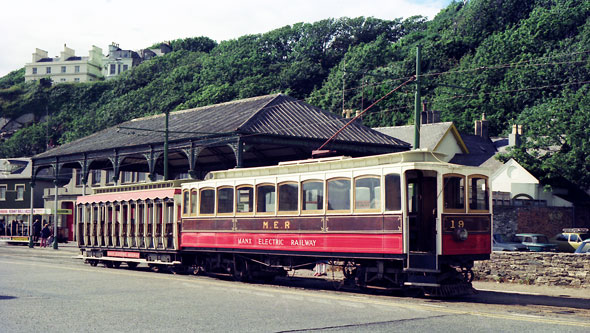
<box><xmin>91</xmin><ymin>170</ymin><xmax>102</xmax><ymax>185</ymax></box>
<box><xmin>16</xmin><ymin>184</ymin><xmax>25</xmax><ymax>201</ymax></box>
<box><xmin>75</xmin><ymin>170</ymin><xmax>83</xmax><ymax>186</ymax></box>
<box><xmin>106</xmin><ymin>170</ymin><xmax>115</xmax><ymax>184</ymax></box>
<box><xmin>123</xmin><ymin>64</ymin><xmax>128</xmax><ymax>71</ymax></box>
<box><xmin>0</xmin><ymin>185</ymin><xmax>6</xmax><ymax>200</ymax></box>
<box><xmin>110</xmin><ymin>64</ymin><xmax>116</xmax><ymax>75</ymax></box>
<box><xmin>60</xmin><ymin>78</ymin><xmax>66</xmax><ymax>82</ymax></box>
<box><xmin>137</xmin><ymin>172</ymin><xmax>146</xmax><ymax>182</ymax></box>
<box><xmin>32</xmin><ymin>67</ymin><xmax>37</xmax><ymax>75</ymax></box>
<box><xmin>74</xmin><ymin>78</ymin><xmax>80</xmax><ymax>82</ymax></box>
<box><xmin>75</xmin><ymin>66</ymin><xmax>80</xmax><ymax>73</ymax></box>
<box><xmin>121</xmin><ymin>171</ymin><xmax>133</xmax><ymax>183</ymax></box>
<box><xmin>46</xmin><ymin>67</ymin><xmax>51</xmax><ymax>74</ymax></box>
<box><xmin>61</xmin><ymin>66</ymin><xmax>66</xmax><ymax>73</ymax></box>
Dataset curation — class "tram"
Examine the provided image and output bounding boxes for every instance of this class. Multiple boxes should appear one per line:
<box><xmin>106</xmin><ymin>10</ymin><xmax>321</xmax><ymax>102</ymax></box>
<box><xmin>78</xmin><ymin>150</ymin><xmax>492</xmax><ymax>295</ymax></box>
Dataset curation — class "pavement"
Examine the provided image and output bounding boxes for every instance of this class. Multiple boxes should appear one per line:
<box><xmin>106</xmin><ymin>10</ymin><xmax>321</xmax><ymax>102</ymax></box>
<box><xmin>3</xmin><ymin>241</ymin><xmax>588</xmax><ymax>299</ymax></box>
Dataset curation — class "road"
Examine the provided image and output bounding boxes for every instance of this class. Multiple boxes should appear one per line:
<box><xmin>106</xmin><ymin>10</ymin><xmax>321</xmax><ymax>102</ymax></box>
<box><xmin>1</xmin><ymin>244</ymin><xmax>589</xmax><ymax>332</ymax></box>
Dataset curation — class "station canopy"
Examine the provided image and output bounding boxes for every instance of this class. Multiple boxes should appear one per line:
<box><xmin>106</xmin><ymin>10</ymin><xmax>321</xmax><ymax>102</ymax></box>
<box><xmin>32</xmin><ymin>94</ymin><xmax>410</xmax><ymax>181</ymax></box>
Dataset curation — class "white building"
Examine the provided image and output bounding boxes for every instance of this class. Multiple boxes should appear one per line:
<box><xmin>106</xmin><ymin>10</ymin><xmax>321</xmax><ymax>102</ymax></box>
<box><xmin>102</xmin><ymin>43</ymin><xmax>142</xmax><ymax>80</ymax></box>
<box><xmin>24</xmin><ymin>45</ymin><xmax>103</xmax><ymax>84</ymax></box>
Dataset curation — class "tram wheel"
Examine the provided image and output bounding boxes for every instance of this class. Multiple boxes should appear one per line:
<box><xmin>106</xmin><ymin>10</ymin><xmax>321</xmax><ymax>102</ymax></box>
<box><xmin>89</xmin><ymin>260</ymin><xmax>98</xmax><ymax>267</ymax></box>
<box><xmin>104</xmin><ymin>261</ymin><xmax>113</xmax><ymax>268</ymax></box>
<box><xmin>112</xmin><ymin>262</ymin><xmax>121</xmax><ymax>268</ymax></box>
<box><xmin>126</xmin><ymin>262</ymin><xmax>139</xmax><ymax>269</ymax></box>
<box><xmin>233</xmin><ymin>257</ymin><xmax>251</xmax><ymax>282</ymax></box>
<box><xmin>462</xmin><ymin>268</ymin><xmax>474</xmax><ymax>283</ymax></box>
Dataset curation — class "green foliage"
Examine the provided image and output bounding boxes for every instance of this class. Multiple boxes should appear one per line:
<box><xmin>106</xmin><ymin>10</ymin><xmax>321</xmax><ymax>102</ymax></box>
<box><xmin>0</xmin><ymin>68</ymin><xmax>25</xmax><ymax>89</ymax></box>
<box><xmin>0</xmin><ymin>0</ymin><xmax>589</xmax><ymax>190</ymax></box>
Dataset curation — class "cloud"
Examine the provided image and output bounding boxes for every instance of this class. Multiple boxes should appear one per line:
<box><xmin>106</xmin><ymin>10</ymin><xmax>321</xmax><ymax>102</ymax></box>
<box><xmin>0</xmin><ymin>0</ymin><xmax>450</xmax><ymax>77</ymax></box>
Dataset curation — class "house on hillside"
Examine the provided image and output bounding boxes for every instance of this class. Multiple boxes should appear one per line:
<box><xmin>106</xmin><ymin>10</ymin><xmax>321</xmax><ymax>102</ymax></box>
<box><xmin>24</xmin><ymin>45</ymin><xmax>103</xmax><ymax>84</ymax></box>
<box><xmin>102</xmin><ymin>43</ymin><xmax>142</xmax><ymax>80</ymax></box>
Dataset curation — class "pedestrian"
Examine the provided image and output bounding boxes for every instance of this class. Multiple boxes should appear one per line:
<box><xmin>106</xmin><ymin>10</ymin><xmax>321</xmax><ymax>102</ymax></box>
<box><xmin>0</xmin><ymin>219</ymin><xmax>4</xmax><ymax>236</ymax></box>
<box><xmin>40</xmin><ymin>223</ymin><xmax>51</xmax><ymax>247</ymax></box>
<box><xmin>33</xmin><ymin>219</ymin><xmax>41</xmax><ymax>242</ymax></box>
<box><xmin>10</xmin><ymin>220</ymin><xmax>17</xmax><ymax>236</ymax></box>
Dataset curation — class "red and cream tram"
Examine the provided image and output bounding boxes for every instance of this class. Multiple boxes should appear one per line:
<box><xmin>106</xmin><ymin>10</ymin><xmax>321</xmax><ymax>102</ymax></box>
<box><xmin>78</xmin><ymin>150</ymin><xmax>491</xmax><ymax>295</ymax></box>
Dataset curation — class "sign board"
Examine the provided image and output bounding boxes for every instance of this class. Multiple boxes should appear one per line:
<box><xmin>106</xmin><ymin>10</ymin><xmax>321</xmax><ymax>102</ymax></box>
<box><xmin>0</xmin><ymin>208</ymin><xmax>71</xmax><ymax>215</ymax></box>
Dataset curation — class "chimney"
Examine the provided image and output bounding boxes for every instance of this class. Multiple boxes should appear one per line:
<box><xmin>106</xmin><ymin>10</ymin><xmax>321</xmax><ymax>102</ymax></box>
<box><xmin>60</xmin><ymin>44</ymin><xmax>75</xmax><ymax>61</ymax></box>
<box><xmin>474</xmin><ymin>113</ymin><xmax>489</xmax><ymax>139</ymax></box>
<box><xmin>509</xmin><ymin>124</ymin><xmax>522</xmax><ymax>147</ymax></box>
<box><xmin>32</xmin><ymin>48</ymin><xmax>48</xmax><ymax>62</ymax></box>
<box><xmin>342</xmin><ymin>109</ymin><xmax>353</xmax><ymax>119</ymax></box>
<box><xmin>420</xmin><ymin>100</ymin><xmax>441</xmax><ymax>124</ymax></box>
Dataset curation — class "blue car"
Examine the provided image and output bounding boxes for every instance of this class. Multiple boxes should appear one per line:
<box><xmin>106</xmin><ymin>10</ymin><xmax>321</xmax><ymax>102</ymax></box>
<box><xmin>512</xmin><ymin>233</ymin><xmax>558</xmax><ymax>252</ymax></box>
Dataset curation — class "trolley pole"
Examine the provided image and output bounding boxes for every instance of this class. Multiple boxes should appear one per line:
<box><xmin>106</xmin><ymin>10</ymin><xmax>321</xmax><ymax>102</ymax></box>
<box><xmin>164</xmin><ymin>109</ymin><xmax>169</xmax><ymax>181</ymax></box>
<box><xmin>414</xmin><ymin>45</ymin><xmax>422</xmax><ymax>150</ymax></box>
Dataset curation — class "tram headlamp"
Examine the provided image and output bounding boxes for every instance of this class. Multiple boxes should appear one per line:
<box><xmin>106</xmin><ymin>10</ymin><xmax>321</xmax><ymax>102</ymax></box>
<box><xmin>453</xmin><ymin>227</ymin><xmax>468</xmax><ymax>241</ymax></box>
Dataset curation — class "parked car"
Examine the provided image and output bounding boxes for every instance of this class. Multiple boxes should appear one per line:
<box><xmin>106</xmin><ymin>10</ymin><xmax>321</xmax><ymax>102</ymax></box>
<box><xmin>512</xmin><ymin>233</ymin><xmax>558</xmax><ymax>252</ymax></box>
<box><xmin>493</xmin><ymin>234</ymin><xmax>528</xmax><ymax>251</ymax></box>
<box><xmin>574</xmin><ymin>239</ymin><xmax>590</xmax><ymax>253</ymax></box>
<box><xmin>550</xmin><ymin>228</ymin><xmax>590</xmax><ymax>252</ymax></box>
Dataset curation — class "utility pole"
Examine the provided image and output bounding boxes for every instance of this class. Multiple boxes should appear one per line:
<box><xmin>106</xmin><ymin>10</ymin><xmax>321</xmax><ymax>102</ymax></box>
<box><xmin>164</xmin><ymin>110</ymin><xmax>169</xmax><ymax>181</ymax></box>
<box><xmin>414</xmin><ymin>45</ymin><xmax>422</xmax><ymax>150</ymax></box>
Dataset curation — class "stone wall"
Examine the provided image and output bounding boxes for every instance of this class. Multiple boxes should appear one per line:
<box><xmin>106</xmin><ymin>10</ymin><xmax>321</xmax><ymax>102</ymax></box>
<box><xmin>473</xmin><ymin>252</ymin><xmax>590</xmax><ymax>288</ymax></box>
<box><xmin>493</xmin><ymin>206</ymin><xmax>575</xmax><ymax>238</ymax></box>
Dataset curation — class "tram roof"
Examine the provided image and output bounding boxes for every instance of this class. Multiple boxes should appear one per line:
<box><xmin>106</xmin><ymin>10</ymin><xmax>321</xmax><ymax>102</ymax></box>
<box><xmin>203</xmin><ymin>150</ymin><xmax>488</xmax><ymax>181</ymax></box>
<box><xmin>33</xmin><ymin>94</ymin><xmax>409</xmax><ymax>161</ymax></box>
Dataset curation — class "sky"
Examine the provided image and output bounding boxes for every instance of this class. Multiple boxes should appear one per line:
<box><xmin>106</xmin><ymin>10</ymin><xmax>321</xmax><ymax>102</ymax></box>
<box><xmin>0</xmin><ymin>0</ymin><xmax>452</xmax><ymax>77</ymax></box>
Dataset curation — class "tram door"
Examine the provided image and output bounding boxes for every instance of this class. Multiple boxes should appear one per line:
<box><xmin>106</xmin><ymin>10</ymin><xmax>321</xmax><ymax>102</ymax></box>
<box><xmin>406</xmin><ymin>170</ymin><xmax>437</xmax><ymax>270</ymax></box>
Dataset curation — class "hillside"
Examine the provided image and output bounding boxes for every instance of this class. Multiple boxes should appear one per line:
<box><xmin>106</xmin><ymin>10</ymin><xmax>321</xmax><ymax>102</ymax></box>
<box><xmin>0</xmin><ymin>0</ymin><xmax>589</xmax><ymax>190</ymax></box>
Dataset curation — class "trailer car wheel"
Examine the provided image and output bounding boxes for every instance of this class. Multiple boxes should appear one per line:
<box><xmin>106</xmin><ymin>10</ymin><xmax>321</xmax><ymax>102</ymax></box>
<box><xmin>112</xmin><ymin>262</ymin><xmax>121</xmax><ymax>268</ymax></box>
<box><xmin>126</xmin><ymin>262</ymin><xmax>138</xmax><ymax>269</ymax></box>
<box><xmin>104</xmin><ymin>261</ymin><xmax>113</xmax><ymax>268</ymax></box>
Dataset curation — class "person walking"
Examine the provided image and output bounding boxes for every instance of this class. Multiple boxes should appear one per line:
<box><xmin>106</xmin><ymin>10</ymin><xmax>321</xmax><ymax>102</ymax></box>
<box><xmin>40</xmin><ymin>223</ymin><xmax>51</xmax><ymax>248</ymax></box>
<box><xmin>33</xmin><ymin>219</ymin><xmax>41</xmax><ymax>243</ymax></box>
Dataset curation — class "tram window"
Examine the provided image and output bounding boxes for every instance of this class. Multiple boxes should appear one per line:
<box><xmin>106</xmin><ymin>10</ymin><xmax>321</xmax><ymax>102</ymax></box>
<box><xmin>443</xmin><ymin>175</ymin><xmax>465</xmax><ymax>211</ymax></box>
<box><xmin>199</xmin><ymin>188</ymin><xmax>215</xmax><ymax>215</ymax></box>
<box><xmin>256</xmin><ymin>184</ymin><xmax>275</xmax><ymax>213</ymax></box>
<box><xmin>302</xmin><ymin>181</ymin><xmax>323</xmax><ymax>212</ymax></box>
<box><xmin>190</xmin><ymin>190</ymin><xmax>198</xmax><ymax>215</ymax></box>
<box><xmin>182</xmin><ymin>190</ymin><xmax>189</xmax><ymax>215</ymax></box>
<box><xmin>236</xmin><ymin>186</ymin><xmax>253</xmax><ymax>213</ymax></box>
<box><xmin>469</xmin><ymin>176</ymin><xmax>489</xmax><ymax>211</ymax></box>
<box><xmin>407</xmin><ymin>182</ymin><xmax>418</xmax><ymax>213</ymax></box>
<box><xmin>385</xmin><ymin>174</ymin><xmax>401</xmax><ymax>211</ymax></box>
<box><xmin>355</xmin><ymin>176</ymin><xmax>381</xmax><ymax>211</ymax></box>
<box><xmin>217</xmin><ymin>187</ymin><xmax>234</xmax><ymax>214</ymax></box>
<box><xmin>278</xmin><ymin>182</ymin><xmax>298</xmax><ymax>212</ymax></box>
<box><xmin>327</xmin><ymin>178</ymin><xmax>351</xmax><ymax>211</ymax></box>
